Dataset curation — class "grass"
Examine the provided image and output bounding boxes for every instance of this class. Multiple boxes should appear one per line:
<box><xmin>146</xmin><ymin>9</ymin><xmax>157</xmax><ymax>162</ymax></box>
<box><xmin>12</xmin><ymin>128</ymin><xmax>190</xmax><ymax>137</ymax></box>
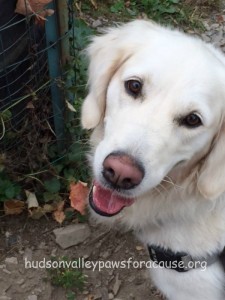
<box><xmin>47</xmin><ymin>256</ymin><xmax>85</xmax><ymax>300</ymax></box>
<box><xmin>76</xmin><ymin>0</ymin><xmax>221</xmax><ymax>29</ymax></box>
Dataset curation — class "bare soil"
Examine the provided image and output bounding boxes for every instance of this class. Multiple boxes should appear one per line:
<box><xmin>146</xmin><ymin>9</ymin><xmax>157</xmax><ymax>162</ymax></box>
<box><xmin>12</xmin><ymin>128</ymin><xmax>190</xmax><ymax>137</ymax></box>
<box><xmin>0</xmin><ymin>214</ymin><xmax>162</xmax><ymax>300</ymax></box>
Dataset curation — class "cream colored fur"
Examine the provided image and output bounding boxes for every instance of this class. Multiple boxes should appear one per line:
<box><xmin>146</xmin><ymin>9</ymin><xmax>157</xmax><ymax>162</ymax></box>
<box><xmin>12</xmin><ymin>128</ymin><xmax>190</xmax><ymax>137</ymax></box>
<box><xmin>81</xmin><ymin>20</ymin><xmax>225</xmax><ymax>300</ymax></box>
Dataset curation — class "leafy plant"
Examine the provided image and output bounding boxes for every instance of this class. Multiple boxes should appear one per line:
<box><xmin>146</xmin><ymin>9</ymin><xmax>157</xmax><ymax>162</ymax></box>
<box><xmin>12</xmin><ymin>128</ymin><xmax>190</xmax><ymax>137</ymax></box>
<box><xmin>44</xmin><ymin>178</ymin><xmax>61</xmax><ymax>194</ymax></box>
<box><xmin>48</xmin><ymin>256</ymin><xmax>85</xmax><ymax>298</ymax></box>
<box><xmin>110</xmin><ymin>0</ymin><xmax>125</xmax><ymax>13</ymax></box>
<box><xmin>0</xmin><ymin>172</ymin><xmax>21</xmax><ymax>202</ymax></box>
<box><xmin>108</xmin><ymin>0</ymin><xmax>202</xmax><ymax>28</ymax></box>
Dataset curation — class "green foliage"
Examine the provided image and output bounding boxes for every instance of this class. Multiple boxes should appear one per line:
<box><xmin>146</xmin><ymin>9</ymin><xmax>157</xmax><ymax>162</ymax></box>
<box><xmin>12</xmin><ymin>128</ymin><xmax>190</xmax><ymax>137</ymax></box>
<box><xmin>108</xmin><ymin>0</ymin><xmax>202</xmax><ymax>27</ymax></box>
<box><xmin>47</xmin><ymin>18</ymin><xmax>94</xmax><ymax>186</ymax></box>
<box><xmin>74</xmin><ymin>19</ymin><xmax>93</xmax><ymax>99</ymax></box>
<box><xmin>39</xmin><ymin>19</ymin><xmax>93</xmax><ymax>199</ymax></box>
<box><xmin>0</xmin><ymin>18</ymin><xmax>92</xmax><ymax>208</ymax></box>
<box><xmin>110</xmin><ymin>0</ymin><xmax>124</xmax><ymax>13</ymax></box>
<box><xmin>66</xmin><ymin>291</ymin><xmax>76</xmax><ymax>300</ymax></box>
<box><xmin>48</xmin><ymin>256</ymin><xmax>85</xmax><ymax>297</ymax></box>
<box><xmin>0</xmin><ymin>172</ymin><xmax>21</xmax><ymax>202</ymax></box>
<box><xmin>44</xmin><ymin>178</ymin><xmax>61</xmax><ymax>194</ymax></box>
<box><xmin>0</xmin><ymin>110</ymin><xmax>12</xmax><ymax>122</ymax></box>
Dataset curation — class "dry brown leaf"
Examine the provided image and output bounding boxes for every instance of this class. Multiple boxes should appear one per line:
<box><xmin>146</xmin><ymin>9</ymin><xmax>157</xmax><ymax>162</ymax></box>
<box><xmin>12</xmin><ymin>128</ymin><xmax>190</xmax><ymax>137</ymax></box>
<box><xmin>4</xmin><ymin>200</ymin><xmax>25</xmax><ymax>215</ymax></box>
<box><xmin>26</xmin><ymin>101</ymin><xmax>35</xmax><ymax>109</ymax></box>
<box><xmin>15</xmin><ymin>0</ymin><xmax>54</xmax><ymax>23</ymax></box>
<box><xmin>136</xmin><ymin>245</ymin><xmax>144</xmax><ymax>251</ymax></box>
<box><xmin>56</xmin><ymin>200</ymin><xmax>65</xmax><ymax>211</ymax></box>
<box><xmin>15</xmin><ymin>0</ymin><xmax>33</xmax><ymax>15</ymax></box>
<box><xmin>216</xmin><ymin>15</ymin><xmax>225</xmax><ymax>23</ymax></box>
<box><xmin>52</xmin><ymin>200</ymin><xmax>65</xmax><ymax>224</ymax></box>
<box><xmin>28</xmin><ymin>207</ymin><xmax>45</xmax><ymax>219</ymax></box>
<box><xmin>43</xmin><ymin>203</ymin><xmax>55</xmax><ymax>213</ymax></box>
<box><xmin>53</xmin><ymin>210</ymin><xmax>66</xmax><ymax>224</ymax></box>
<box><xmin>69</xmin><ymin>181</ymin><xmax>89</xmax><ymax>215</ymax></box>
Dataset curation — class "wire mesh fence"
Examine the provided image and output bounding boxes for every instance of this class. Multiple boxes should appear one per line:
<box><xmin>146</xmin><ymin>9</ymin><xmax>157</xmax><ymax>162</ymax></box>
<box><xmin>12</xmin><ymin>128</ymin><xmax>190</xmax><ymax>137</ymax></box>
<box><xmin>0</xmin><ymin>0</ymin><xmax>77</xmax><ymax>190</ymax></box>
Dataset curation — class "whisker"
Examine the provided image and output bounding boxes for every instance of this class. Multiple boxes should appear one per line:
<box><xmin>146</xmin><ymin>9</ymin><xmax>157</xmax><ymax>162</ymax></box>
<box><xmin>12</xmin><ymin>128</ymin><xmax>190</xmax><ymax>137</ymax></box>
<box><xmin>153</xmin><ymin>186</ymin><xmax>165</xmax><ymax>199</ymax></box>
<box><xmin>163</xmin><ymin>176</ymin><xmax>183</xmax><ymax>189</ymax></box>
<box><xmin>158</xmin><ymin>182</ymin><xmax>170</xmax><ymax>194</ymax></box>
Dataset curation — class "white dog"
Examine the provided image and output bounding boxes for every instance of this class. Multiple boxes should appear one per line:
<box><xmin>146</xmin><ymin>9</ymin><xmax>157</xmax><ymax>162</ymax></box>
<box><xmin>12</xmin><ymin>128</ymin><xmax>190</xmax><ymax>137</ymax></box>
<box><xmin>81</xmin><ymin>20</ymin><xmax>225</xmax><ymax>300</ymax></box>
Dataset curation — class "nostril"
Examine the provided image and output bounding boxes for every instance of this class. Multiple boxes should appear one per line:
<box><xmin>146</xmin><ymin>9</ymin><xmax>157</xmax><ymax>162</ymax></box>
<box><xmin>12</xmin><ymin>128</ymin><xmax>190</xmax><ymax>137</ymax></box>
<box><xmin>103</xmin><ymin>167</ymin><xmax>115</xmax><ymax>182</ymax></box>
<box><xmin>107</xmin><ymin>167</ymin><xmax>115</xmax><ymax>177</ymax></box>
<box><xmin>122</xmin><ymin>178</ymin><xmax>132</xmax><ymax>189</ymax></box>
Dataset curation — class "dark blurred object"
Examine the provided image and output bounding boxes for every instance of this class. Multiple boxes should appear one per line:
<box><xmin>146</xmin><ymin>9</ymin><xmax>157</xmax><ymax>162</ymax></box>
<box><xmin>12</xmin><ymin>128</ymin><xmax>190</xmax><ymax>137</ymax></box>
<box><xmin>0</xmin><ymin>0</ymin><xmax>47</xmax><ymax>127</ymax></box>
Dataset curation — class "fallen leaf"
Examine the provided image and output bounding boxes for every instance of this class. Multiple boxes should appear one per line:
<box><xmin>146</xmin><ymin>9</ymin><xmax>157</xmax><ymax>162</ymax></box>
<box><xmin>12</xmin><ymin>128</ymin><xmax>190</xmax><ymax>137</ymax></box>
<box><xmin>26</xmin><ymin>101</ymin><xmax>35</xmax><ymax>109</ymax></box>
<box><xmin>136</xmin><ymin>245</ymin><xmax>144</xmax><ymax>251</ymax></box>
<box><xmin>25</xmin><ymin>190</ymin><xmax>44</xmax><ymax>219</ymax></box>
<box><xmin>28</xmin><ymin>206</ymin><xmax>45</xmax><ymax>219</ymax></box>
<box><xmin>69</xmin><ymin>181</ymin><xmax>89</xmax><ymax>215</ymax></box>
<box><xmin>15</xmin><ymin>0</ymin><xmax>54</xmax><ymax>23</ymax></box>
<box><xmin>43</xmin><ymin>203</ymin><xmax>55</xmax><ymax>213</ymax></box>
<box><xmin>53</xmin><ymin>210</ymin><xmax>65</xmax><ymax>224</ymax></box>
<box><xmin>66</xmin><ymin>100</ymin><xmax>76</xmax><ymax>112</ymax></box>
<box><xmin>216</xmin><ymin>15</ymin><xmax>225</xmax><ymax>23</ymax></box>
<box><xmin>4</xmin><ymin>200</ymin><xmax>25</xmax><ymax>215</ymax></box>
<box><xmin>25</xmin><ymin>190</ymin><xmax>39</xmax><ymax>209</ymax></box>
<box><xmin>56</xmin><ymin>200</ymin><xmax>65</xmax><ymax>211</ymax></box>
<box><xmin>15</xmin><ymin>0</ymin><xmax>33</xmax><ymax>15</ymax></box>
<box><xmin>52</xmin><ymin>200</ymin><xmax>66</xmax><ymax>224</ymax></box>
<box><xmin>34</xmin><ymin>8</ymin><xmax>54</xmax><ymax>26</ymax></box>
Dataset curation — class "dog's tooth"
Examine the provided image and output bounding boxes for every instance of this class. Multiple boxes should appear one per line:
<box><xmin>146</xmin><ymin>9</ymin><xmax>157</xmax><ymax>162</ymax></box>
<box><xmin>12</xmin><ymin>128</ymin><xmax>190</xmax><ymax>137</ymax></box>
<box><xmin>93</xmin><ymin>185</ymin><xmax>96</xmax><ymax>193</ymax></box>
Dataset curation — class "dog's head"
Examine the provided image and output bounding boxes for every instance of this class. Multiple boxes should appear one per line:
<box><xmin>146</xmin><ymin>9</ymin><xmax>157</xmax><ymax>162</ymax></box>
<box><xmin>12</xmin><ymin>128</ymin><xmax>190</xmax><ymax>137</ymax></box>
<box><xmin>81</xmin><ymin>20</ymin><xmax>225</xmax><ymax>218</ymax></box>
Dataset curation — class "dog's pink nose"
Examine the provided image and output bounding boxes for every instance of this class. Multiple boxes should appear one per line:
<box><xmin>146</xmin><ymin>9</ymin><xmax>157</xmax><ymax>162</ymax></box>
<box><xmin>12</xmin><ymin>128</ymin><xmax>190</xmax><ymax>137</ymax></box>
<box><xmin>102</xmin><ymin>152</ymin><xmax>144</xmax><ymax>189</ymax></box>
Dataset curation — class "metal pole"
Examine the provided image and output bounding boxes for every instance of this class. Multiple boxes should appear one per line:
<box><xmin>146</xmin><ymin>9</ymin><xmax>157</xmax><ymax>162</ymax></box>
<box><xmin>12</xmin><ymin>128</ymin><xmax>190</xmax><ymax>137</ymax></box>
<box><xmin>45</xmin><ymin>1</ymin><xmax>65</xmax><ymax>153</ymax></box>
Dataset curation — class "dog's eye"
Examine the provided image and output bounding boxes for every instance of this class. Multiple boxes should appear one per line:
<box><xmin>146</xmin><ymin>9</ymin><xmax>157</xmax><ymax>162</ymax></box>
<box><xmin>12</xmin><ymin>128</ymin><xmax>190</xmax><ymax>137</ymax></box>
<box><xmin>181</xmin><ymin>113</ymin><xmax>202</xmax><ymax>128</ymax></box>
<box><xmin>125</xmin><ymin>80</ymin><xmax>142</xmax><ymax>97</ymax></box>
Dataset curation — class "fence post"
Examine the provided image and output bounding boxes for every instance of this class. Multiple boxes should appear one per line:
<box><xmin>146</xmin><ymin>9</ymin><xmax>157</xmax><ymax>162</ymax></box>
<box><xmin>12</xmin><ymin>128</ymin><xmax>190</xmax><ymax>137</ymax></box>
<box><xmin>56</xmin><ymin>0</ymin><xmax>75</xmax><ymax>109</ymax></box>
<box><xmin>45</xmin><ymin>1</ymin><xmax>65</xmax><ymax>153</ymax></box>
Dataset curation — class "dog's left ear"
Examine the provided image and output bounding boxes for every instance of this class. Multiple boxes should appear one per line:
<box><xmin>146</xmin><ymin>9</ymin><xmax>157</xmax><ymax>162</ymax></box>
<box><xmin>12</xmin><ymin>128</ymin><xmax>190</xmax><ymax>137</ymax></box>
<box><xmin>197</xmin><ymin>124</ymin><xmax>225</xmax><ymax>200</ymax></box>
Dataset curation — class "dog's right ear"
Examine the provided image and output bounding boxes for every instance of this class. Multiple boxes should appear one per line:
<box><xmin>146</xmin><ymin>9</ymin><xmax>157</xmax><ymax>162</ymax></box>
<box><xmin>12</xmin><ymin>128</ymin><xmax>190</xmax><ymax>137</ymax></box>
<box><xmin>81</xmin><ymin>26</ymin><xmax>134</xmax><ymax>129</ymax></box>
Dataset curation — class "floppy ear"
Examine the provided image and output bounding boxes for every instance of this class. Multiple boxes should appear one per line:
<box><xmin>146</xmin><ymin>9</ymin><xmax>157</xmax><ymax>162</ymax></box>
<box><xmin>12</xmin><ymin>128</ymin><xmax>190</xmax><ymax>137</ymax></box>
<box><xmin>81</xmin><ymin>21</ymin><xmax>148</xmax><ymax>129</ymax></box>
<box><xmin>197</xmin><ymin>124</ymin><xmax>225</xmax><ymax>200</ymax></box>
<box><xmin>81</xmin><ymin>28</ymin><xmax>133</xmax><ymax>129</ymax></box>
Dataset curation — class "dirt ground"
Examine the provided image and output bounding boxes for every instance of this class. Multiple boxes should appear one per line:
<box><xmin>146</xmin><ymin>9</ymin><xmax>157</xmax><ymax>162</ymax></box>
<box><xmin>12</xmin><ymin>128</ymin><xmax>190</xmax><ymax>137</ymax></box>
<box><xmin>0</xmin><ymin>214</ymin><xmax>162</xmax><ymax>300</ymax></box>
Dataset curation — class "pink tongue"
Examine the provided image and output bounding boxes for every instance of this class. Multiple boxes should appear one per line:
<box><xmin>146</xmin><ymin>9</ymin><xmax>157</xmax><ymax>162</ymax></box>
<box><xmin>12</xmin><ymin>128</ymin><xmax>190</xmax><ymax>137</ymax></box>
<box><xmin>92</xmin><ymin>182</ymin><xmax>134</xmax><ymax>215</ymax></box>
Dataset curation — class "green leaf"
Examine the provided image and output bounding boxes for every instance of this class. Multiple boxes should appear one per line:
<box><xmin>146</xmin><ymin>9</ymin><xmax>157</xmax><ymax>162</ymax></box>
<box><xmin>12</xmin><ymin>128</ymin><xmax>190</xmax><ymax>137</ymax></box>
<box><xmin>65</xmin><ymin>210</ymin><xmax>75</xmax><ymax>220</ymax></box>
<box><xmin>44</xmin><ymin>178</ymin><xmax>61</xmax><ymax>193</ymax></box>
<box><xmin>163</xmin><ymin>6</ymin><xmax>177</xmax><ymax>14</ymax></box>
<box><xmin>43</xmin><ymin>192</ymin><xmax>62</xmax><ymax>203</ymax></box>
<box><xmin>5</xmin><ymin>186</ymin><xmax>15</xmax><ymax>199</ymax></box>
<box><xmin>66</xmin><ymin>291</ymin><xmax>76</xmax><ymax>300</ymax></box>
<box><xmin>110</xmin><ymin>1</ymin><xmax>124</xmax><ymax>13</ymax></box>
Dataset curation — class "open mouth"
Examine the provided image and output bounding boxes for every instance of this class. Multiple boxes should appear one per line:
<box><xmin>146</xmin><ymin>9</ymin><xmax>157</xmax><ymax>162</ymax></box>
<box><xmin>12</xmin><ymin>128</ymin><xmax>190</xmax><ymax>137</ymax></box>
<box><xmin>89</xmin><ymin>181</ymin><xmax>135</xmax><ymax>217</ymax></box>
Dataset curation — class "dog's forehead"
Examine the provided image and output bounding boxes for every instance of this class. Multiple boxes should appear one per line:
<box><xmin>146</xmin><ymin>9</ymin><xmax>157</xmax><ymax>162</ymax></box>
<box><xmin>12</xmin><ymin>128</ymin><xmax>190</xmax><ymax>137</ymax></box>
<box><xmin>122</xmin><ymin>41</ymin><xmax>215</xmax><ymax>81</ymax></box>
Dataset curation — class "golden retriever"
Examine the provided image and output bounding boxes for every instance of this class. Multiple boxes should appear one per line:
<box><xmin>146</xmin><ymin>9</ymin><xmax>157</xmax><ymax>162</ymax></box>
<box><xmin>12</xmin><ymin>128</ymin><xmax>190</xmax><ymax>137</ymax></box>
<box><xmin>81</xmin><ymin>20</ymin><xmax>225</xmax><ymax>300</ymax></box>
